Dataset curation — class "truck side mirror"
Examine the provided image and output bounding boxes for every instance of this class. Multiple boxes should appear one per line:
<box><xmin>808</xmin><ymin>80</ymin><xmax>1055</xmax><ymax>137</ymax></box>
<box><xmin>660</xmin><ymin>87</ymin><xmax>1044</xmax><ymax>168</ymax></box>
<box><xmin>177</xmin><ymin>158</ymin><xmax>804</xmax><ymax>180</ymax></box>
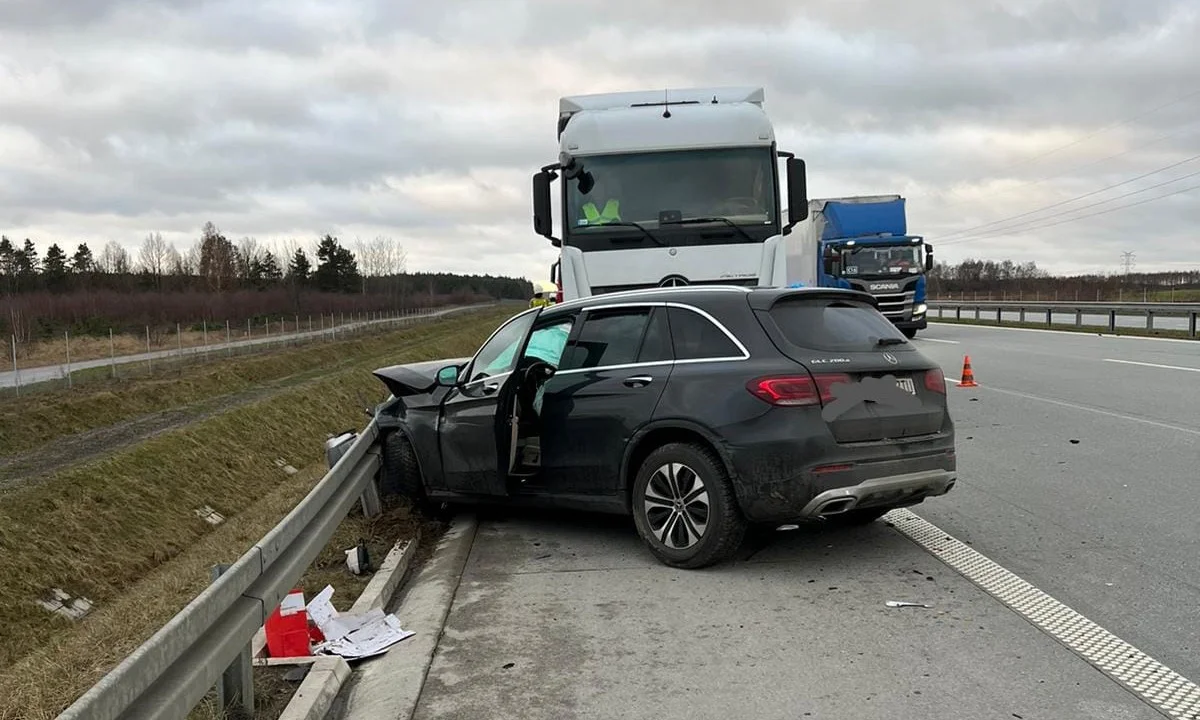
<box><xmin>532</xmin><ymin>171</ymin><xmax>554</xmax><ymax>240</ymax></box>
<box><xmin>924</xmin><ymin>244</ymin><xmax>934</xmax><ymax>272</ymax></box>
<box><xmin>786</xmin><ymin>157</ymin><xmax>808</xmax><ymax>225</ymax></box>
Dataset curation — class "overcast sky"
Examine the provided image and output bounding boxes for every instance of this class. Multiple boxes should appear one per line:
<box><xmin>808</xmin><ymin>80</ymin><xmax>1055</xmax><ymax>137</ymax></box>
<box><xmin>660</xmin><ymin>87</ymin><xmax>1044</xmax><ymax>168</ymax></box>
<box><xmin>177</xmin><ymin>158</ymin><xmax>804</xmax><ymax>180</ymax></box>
<box><xmin>1</xmin><ymin>0</ymin><xmax>1197</xmax><ymax>283</ymax></box>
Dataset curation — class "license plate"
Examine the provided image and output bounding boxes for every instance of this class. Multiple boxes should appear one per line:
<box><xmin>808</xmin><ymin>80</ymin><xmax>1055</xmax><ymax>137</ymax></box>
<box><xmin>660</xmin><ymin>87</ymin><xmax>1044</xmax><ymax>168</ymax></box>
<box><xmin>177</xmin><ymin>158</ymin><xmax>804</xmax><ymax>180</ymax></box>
<box><xmin>896</xmin><ymin>378</ymin><xmax>916</xmax><ymax>395</ymax></box>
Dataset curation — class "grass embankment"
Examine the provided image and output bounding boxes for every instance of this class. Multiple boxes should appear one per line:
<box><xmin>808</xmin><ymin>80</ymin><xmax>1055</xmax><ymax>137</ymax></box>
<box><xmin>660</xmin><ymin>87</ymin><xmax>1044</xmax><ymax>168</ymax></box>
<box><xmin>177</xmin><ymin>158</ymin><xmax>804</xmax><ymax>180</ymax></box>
<box><xmin>0</xmin><ymin>310</ymin><xmax>500</xmax><ymax>461</ymax></box>
<box><xmin>931</xmin><ymin>316</ymin><xmax>1198</xmax><ymax>341</ymax></box>
<box><xmin>0</xmin><ymin>308</ymin><xmax>509</xmax><ymax>719</ymax></box>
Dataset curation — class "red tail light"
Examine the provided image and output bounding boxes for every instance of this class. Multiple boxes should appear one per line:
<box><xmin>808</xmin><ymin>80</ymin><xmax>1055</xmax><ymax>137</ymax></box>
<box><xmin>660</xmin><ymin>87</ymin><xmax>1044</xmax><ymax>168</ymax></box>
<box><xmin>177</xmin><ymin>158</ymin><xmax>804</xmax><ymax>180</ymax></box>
<box><xmin>747</xmin><ymin>373</ymin><xmax>851</xmax><ymax>406</ymax></box>
<box><xmin>924</xmin><ymin>367</ymin><xmax>946</xmax><ymax>394</ymax></box>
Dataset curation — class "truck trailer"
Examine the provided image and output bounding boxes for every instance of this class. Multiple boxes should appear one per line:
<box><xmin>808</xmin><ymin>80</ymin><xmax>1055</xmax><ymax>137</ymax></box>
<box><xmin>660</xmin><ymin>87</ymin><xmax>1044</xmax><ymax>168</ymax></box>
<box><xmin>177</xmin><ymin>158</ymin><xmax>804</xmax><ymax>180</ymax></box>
<box><xmin>790</xmin><ymin>195</ymin><xmax>933</xmax><ymax>337</ymax></box>
<box><xmin>531</xmin><ymin>87</ymin><xmax>809</xmax><ymax>301</ymax></box>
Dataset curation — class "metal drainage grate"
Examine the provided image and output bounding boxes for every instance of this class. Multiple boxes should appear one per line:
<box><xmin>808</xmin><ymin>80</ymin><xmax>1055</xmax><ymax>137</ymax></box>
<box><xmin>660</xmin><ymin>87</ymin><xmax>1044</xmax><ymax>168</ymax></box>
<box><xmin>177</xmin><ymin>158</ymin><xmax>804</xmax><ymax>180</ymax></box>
<box><xmin>887</xmin><ymin>508</ymin><xmax>1200</xmax><ymax>720</ymax></box>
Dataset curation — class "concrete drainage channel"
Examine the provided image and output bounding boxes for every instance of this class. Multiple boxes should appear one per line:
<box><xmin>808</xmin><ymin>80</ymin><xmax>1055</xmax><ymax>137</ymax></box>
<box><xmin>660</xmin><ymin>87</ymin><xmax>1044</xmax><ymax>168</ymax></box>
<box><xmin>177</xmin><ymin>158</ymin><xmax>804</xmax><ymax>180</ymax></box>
<box><xmin>323</xmin><ymin>515</ymin><xmax>480</xmax><ymax>720</ymax></box>
<box><xmin>256</xmin><ymin>531</ymin><xmax>422</xmax><ymax>720</ymax></box>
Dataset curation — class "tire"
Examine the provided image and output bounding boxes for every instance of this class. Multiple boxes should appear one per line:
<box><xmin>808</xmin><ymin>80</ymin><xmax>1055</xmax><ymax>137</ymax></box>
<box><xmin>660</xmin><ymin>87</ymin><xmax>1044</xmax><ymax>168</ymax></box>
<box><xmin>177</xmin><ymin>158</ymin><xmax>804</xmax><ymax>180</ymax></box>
<box><xmin>822</xmin><ymin>506</ymin><xmax>890</xmax><ymax>527</ymax></box>
<box><xmin>630</xmin><ymin>442</ymin><xmax>746</xmax><ymax>569</ymax></box>
<box><xmin>901</xmin><ymin>327</ymin><xmax>918</xmax><ymax>339</ymax></box>
<box><xmin>381</xmin><ymin>430</ymin><xmax>427</xmax><ymax>508</ymax></box>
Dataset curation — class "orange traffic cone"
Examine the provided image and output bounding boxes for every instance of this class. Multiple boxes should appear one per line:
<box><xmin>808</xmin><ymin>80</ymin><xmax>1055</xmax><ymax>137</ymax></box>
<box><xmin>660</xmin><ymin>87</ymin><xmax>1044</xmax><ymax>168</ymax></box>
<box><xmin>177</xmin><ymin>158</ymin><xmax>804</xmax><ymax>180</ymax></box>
<box><xmin>959</xmin><ymin>355</ymin><xmax>979</xmax><ymax>387</ymax></box>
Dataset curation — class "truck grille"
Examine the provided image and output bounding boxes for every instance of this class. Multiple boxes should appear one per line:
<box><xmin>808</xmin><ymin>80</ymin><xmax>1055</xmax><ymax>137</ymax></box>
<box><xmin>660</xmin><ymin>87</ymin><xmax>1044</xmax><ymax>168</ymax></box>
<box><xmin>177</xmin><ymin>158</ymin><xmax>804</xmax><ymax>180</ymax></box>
<box><xmin>875</xmin><ymin>291</ymin><xmax>915</xmax><ymax>318</ymax></box>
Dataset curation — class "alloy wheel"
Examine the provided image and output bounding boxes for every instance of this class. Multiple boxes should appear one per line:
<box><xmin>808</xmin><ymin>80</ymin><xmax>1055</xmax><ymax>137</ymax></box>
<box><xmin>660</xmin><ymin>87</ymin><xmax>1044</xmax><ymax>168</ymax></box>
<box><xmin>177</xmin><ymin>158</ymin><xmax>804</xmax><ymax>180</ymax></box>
<box><xmin>643</xmin><ymin>462</ymin><xmax>710</xmax><ymax>549</ymax></box>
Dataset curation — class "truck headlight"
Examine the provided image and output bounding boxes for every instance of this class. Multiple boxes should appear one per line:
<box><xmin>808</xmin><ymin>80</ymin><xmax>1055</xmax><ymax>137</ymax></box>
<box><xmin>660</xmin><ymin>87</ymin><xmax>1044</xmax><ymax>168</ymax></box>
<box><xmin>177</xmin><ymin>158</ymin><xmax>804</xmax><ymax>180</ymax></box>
<box><xmin>914</xmin><ymin>303</ymin><xmax>927</xmax><ymax>315</ymax></box>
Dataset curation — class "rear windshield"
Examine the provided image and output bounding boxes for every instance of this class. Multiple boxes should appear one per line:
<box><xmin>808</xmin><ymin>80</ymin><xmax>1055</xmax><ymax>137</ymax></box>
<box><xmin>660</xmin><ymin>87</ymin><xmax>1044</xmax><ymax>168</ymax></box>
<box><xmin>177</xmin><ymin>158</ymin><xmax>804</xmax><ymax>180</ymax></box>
<box><xmin>765</xmin><ymin>297</ymin><xmax>908</xmax><ymax>352</ymax></box>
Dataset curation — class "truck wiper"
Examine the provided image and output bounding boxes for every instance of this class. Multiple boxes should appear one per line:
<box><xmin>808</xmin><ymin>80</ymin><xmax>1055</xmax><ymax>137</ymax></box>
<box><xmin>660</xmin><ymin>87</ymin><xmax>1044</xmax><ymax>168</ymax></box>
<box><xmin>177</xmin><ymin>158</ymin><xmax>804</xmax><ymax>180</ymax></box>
<box><xmin>663</xmin><ymin>216</ymin><xmax>755</xmax><ymax>243</ymax></box>
<box><xmin>876</xmin><ymin>337</ymin><xmax>907</xmax><ymax>346</ymax></box>
<box><xmin>600</xmin><ymin>221</ymin><xmax>667</xmax><ymax>247</ymax></box>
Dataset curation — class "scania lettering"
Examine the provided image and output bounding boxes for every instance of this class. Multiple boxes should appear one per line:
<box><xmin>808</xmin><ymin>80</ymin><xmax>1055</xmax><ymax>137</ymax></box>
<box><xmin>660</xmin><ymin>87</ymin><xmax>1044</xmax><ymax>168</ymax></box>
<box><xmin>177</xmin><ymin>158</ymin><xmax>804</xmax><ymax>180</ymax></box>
<box><xmin>532</xmin><ymin>87</ymin><xmax>810</xmax><ymax>301</ymax></box>
<box><xmin>790</xmin><ymin>195</ymin><xmax>934</xmax><ymax>338</ymax></box>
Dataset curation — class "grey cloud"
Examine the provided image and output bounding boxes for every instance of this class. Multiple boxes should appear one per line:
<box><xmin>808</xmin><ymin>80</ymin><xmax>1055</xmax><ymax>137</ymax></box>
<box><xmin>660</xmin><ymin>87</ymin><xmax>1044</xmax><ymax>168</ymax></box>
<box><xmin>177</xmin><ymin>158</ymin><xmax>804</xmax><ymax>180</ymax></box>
<box><xmin>1</xmin><ymin>0</ymin><xmax>1197</xmax><ymax>280</ymax></box>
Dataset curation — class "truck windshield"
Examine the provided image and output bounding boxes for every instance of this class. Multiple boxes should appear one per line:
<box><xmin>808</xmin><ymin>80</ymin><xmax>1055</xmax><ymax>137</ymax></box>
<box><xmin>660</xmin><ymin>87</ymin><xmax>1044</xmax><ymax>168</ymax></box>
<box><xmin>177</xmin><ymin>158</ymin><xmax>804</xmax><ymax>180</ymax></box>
<box><xmin>839</xmin><ymin>243</ymin><xmax>923</xmax><ymax>278</ymax></box>
<box><xmin>565</xmin><ymin>147</ymin><xmax>776</xmax><ymax>235</ymax></box>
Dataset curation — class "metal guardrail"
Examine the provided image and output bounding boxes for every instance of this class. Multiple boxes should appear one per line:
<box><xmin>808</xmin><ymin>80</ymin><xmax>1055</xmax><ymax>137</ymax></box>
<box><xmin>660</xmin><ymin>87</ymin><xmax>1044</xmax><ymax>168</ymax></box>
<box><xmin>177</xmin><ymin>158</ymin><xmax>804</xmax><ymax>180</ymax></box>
<box><xmin>928</xmin><ymin>300</ymin><xmax>1200</xmax><ymax>337</ymax></box>
<box><xmin>59</xmin><ymin>420</ymin><xmax>384</xmax><ymax>720</ymax></box>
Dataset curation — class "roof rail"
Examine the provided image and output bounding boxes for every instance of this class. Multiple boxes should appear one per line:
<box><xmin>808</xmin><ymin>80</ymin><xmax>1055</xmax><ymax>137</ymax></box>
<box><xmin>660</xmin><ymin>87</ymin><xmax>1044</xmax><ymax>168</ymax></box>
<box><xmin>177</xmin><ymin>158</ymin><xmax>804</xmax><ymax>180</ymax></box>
<box><xmin>553</xmin><ymin>285</ymin><xmax>750</xmax><ymax>309</ymax></box>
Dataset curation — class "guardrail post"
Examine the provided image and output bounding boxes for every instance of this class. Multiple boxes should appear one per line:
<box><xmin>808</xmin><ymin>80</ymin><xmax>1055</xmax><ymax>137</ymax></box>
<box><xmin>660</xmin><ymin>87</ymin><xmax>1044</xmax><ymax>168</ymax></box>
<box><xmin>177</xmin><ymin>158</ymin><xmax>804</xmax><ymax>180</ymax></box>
<box><xmin>1045</xmin><ymin>309</ymin><xmax>1052</xmax><ymax>327</ymax></box>
<box><xmin>1075</xmin><ymin>309</ymin><xmax>1082</xmax><ymax>327</ymax></box>
<box><xmin>1108</xmin><ymin>310</ymin><xmax>1117</xmax><ymax>333</ymax></box>
<box><xmin>211</xmin><ymin>563</ymin><xmax>255</xmax><ymax>718</ymax></box>
<box><xmin>955</xmin><ymin>306</ymin><xmax>961</xmax><ymax>320</ymax></box>
<box><xmin>1190</xmin><ymin>312</ymin><xmax>1197</xmax><ymax>338</ymax></box>
<box><xmin>995</xmin><ymin>307</ymin><xmax>1002</xmax><ymax>323</ymax></box>
<box><xmin>1146</xmin><ymin>311</ymin><xmax>1154</xmax><ymax>331</ymax></box>
<box><xmin>1019</xmin><ymin>307</ymin><xmax>1026</xmax><ymax>323</ymax></box>
<box><xmin>974</xmin><ymin>306</ymin><xmax>980</xmax><ymax>321</ymax></box>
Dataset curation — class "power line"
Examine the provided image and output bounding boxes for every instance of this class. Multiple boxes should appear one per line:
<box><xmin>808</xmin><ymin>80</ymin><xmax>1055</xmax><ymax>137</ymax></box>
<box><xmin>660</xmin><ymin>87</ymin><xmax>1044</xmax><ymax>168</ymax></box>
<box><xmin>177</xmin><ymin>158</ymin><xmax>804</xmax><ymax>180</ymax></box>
<box><xmin>939</xmin><ymin>152</ymin><xmax>1200</xmax><ymax>241</ymax></box>
<box><xmin>941</xmin><ymin>167</ymin><xmax>1200</xmax><ymax>245</ymax></box>
<box><xmin>939</xmin><ymin>180</ymin><xmax>1200</xmax><ymax>247</ymax></box>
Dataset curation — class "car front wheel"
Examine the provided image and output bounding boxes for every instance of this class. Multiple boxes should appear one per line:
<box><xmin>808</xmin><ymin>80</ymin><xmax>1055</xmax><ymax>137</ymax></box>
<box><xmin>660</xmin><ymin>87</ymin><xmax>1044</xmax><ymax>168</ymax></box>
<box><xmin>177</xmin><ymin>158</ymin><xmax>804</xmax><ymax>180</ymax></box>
<box><xmin>630</xmin><ymin>442</ymin><xmax>746</xmax><ymax>569</ymax></box>
<box><xmin>381</xmin><ymin>430</ymin><xmax>428</xmax><ymax>510</ymax></box>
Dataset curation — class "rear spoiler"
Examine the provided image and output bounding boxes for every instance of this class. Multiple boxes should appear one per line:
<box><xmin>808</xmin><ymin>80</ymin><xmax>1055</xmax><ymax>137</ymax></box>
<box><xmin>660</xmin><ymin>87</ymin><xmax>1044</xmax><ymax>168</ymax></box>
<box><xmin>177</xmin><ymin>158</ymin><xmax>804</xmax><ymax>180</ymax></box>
<box><xmin>747</xmin><ymin>287</ymin><xmax>878</xmax><ymax>311</ymax></box>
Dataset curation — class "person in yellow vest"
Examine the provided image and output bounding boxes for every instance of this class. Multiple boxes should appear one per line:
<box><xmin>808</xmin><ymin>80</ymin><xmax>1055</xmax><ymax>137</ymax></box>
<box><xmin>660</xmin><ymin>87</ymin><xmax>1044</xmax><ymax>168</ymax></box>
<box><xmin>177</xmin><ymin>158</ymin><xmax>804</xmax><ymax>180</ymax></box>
<box><xmin>579</xmin><ymin>175</ymin><xmax>622</xmax><ymax>226</ymax></box>
<box><xmin>529</xmin><ymin>290</ymin><xmax>550</xmax><ymax>309</ymax></box>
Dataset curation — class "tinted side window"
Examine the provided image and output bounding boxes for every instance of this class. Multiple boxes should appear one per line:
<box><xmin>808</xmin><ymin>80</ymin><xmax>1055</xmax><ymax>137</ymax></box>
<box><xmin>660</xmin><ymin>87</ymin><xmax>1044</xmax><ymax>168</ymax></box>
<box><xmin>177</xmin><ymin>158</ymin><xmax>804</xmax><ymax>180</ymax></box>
<box><xmin>767</xmin><ymin>297</ymin><xmax>906</xmax><ymax>352</ymax></box>
<box><xmin>560</xmin><ymin>308</ymin><xmax>651</xmax><ymax>370</ymax></box>
<box><xmin>667</xmin><ymin>306</ymin><xmax>742</xmax><ymax>360</ymax></box>
<box><xmin>637</xmin><ymin>307</ymin><xmax>673</xmax><ymax>363</ymax></box>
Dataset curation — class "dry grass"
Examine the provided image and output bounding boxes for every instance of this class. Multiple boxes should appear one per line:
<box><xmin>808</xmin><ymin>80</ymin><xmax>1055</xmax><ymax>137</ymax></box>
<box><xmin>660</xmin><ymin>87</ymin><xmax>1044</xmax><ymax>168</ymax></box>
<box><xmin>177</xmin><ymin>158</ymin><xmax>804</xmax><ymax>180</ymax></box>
<box><xmin>0</xmin><ymin>309</ymin><xmax>509</xmax><ymax>459</ymax></box>
<box><xmin>0</xmin><ymin>311</ymin><xmax>503</xmax><ymax>719</ymax></box>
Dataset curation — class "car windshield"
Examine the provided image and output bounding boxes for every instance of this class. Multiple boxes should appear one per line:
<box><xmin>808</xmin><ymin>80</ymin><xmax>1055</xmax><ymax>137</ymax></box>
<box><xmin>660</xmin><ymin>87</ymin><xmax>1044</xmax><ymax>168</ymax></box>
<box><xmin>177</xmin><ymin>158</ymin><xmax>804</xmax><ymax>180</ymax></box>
<box><xmin>565</xmin><ymin>147</ymin><xmax>776</xmax><ymax>233</ymax></box>
<box><xmin>839</xmin><ymin>243</ymin><xmax>923</xmax><ymax>278</ymax></box>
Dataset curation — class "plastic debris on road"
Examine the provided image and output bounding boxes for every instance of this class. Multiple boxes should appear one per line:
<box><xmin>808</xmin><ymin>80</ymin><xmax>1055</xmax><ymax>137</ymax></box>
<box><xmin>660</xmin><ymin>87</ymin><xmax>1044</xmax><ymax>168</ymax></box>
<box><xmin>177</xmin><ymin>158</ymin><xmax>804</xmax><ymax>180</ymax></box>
<box><xmin>306</xmin><ymin>585</ymin><xmax>415</xmax><ymax>660</ymax></box>
<box><xmin>885</xmin><ymin>600</ymin><xmax>931</xmax><ymax>608</ymax></box>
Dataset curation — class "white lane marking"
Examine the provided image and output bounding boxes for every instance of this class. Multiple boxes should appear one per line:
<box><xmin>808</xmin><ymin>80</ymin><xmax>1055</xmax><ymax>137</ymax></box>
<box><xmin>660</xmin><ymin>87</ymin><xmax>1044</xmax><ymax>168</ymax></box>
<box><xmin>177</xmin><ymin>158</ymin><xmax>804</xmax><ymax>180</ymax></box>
<box><xmin>916</xmin><ymin>337</ymin><xmax>960</xmax><ymax>344</ymax></box>
<box><xmin>1104</xmin><ymin>358</ymin><xmax>1200</xmax><ymax>374</ymax></box>
<box><xmin>944</xmin><ymin>378</ymin><xmax>1200</xmax><ymax>437</ymax></box>
<box><xmin>888</xmin><ymin>509</ymin><xmax>1200</xmax><ymax>719</ymax></box>
<box><xmin>929</xmin><ymin>321</ymin><xmax>1200</xmax><ymax>345</ymax></box>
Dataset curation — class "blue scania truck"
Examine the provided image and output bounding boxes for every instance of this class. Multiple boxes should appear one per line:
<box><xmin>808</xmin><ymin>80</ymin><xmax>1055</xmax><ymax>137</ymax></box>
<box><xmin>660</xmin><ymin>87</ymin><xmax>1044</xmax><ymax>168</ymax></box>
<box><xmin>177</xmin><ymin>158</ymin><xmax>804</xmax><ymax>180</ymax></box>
<box><xmin>789</xmin><ymin>194</ymin><xmax>933</xmax><ymax>338</ymax></box>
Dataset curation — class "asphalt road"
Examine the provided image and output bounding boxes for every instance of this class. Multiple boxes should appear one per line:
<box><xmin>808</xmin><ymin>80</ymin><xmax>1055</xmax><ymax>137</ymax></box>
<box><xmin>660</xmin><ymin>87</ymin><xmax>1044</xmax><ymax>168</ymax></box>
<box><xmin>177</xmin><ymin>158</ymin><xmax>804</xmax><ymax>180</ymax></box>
<box><xmin>333</xmin><ymin>321</ymin><xmax>1198</xmax><ymax>719</ymax></box>
<box><xmin>909</xmin><ymin>322</ymin><xmax>1200</xmax><ymax>681</ymax></box>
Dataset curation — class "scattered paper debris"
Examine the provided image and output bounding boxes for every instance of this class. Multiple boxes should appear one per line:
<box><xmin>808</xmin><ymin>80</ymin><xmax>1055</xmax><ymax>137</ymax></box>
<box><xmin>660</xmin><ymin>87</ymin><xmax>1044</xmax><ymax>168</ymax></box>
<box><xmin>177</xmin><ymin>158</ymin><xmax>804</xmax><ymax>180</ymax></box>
<box><xmin>36</xmin><ymin>588</ymin><xmax>94</xmax><ymax>620</ymax></box>
<box><xmin>306</xmin><ymin>585</ymin><xmax>414</xmax><ymax>660</ymax></box>
<box><xmin>344</xmin><ymin>541</ymin><xmax>371</xmax><ymax>575</ymax></box>
<box><xmin>886</xmin><ymin>601</ymin><xmax>931</xmax><ymax>609</ymax></box>
<box><xmin>274</xmin><ymin>458</ymin><xmax>299</xmax><ymax>475</ymax></box>
<box><xmin>194</xmin><ymin>505</ymin><xmax>225</xmax><ymax>525</ymax></box>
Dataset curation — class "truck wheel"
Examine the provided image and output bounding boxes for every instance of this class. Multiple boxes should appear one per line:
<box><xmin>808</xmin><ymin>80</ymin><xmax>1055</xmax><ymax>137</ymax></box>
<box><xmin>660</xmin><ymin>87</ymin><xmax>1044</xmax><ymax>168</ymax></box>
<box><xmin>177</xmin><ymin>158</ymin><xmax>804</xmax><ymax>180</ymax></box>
<box><xmin>630</xmin><ymin>442</ymin><xmax>746</xmax><ymax>569</ymax></box>
<box><xmin>381</xmin><ymin>430</ymin><xmax>427</xmax><ymax>509</ymax></box>
<box><xmin>901</xmin><ymin>327</ymin><xmax>917</xmax><ymax>339</ymax></box>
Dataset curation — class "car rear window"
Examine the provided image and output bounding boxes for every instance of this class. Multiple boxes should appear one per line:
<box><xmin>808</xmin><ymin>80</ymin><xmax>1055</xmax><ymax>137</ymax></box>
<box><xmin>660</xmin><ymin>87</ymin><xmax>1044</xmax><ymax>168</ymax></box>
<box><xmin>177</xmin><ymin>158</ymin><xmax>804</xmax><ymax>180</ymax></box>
<box><xmin>765</xmin><ymin>297</ymin><xmax>907</xmax><ymax>352</ymax></box>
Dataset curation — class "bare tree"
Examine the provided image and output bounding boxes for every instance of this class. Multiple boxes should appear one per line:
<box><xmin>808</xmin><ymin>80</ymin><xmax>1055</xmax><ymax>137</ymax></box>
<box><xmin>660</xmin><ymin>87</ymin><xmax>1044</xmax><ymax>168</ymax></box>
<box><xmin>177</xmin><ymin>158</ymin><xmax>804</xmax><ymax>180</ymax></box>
<box><xmin>98</xmin><ymin>240</ymin><xmax>131</xmax><ymax>274</ymax></box>
<box><xmin>138</xmin><ymin>232</ymin><xmax>170</xmax><ymax>288</ymax></box>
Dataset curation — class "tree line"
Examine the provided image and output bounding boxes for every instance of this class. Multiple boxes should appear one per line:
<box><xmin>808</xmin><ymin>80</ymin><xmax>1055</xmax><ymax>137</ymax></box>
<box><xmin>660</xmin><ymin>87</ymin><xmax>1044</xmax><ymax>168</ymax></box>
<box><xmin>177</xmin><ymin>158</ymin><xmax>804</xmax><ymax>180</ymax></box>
<box><xmin>1</xmin><ymin>224</ymin><xmax>532</xmax><ymax>340</ymax></box>
<box><xmin>928</xmin><ymin>258</ymin><xmax>1200</xmax><ymax>300</ymax></box>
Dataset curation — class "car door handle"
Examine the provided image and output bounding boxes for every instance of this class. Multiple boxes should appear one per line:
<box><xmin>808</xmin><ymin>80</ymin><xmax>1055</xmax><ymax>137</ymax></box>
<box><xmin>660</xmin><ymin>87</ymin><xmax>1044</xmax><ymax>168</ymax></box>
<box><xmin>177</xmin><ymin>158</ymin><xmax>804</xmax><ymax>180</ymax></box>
<box><xmin>623</xmin><ymin>375</ymin><xmax>654</xmax><ymax>388</ymax></box>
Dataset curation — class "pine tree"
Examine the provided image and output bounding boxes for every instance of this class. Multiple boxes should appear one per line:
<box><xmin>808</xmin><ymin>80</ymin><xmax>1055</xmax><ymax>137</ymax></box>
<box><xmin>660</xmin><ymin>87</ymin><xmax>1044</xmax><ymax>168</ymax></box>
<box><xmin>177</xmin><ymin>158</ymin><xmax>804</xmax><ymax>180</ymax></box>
<box><xmin>42</xmin><ymin>243</ymin><xmax>69</xmax><ymax>291</ymax></box>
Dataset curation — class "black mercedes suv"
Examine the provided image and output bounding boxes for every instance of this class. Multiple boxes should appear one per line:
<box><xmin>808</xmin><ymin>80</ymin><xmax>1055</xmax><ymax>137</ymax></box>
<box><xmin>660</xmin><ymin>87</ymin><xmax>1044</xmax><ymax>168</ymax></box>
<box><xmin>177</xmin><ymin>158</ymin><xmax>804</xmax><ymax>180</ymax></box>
<box><xmin>372</xmin><ymin>285</ymin><xmax>956</xmax><ymax>569</ymax></box>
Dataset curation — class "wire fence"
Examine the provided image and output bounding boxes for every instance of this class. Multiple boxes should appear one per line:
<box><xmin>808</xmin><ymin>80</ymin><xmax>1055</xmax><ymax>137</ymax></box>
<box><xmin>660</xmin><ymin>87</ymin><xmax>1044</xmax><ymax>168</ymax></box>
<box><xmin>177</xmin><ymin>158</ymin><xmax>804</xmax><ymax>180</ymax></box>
<box><xmin>4</xmin><ymin>307</ymin><xmax>446</xmax><ymax>397</ymax></box>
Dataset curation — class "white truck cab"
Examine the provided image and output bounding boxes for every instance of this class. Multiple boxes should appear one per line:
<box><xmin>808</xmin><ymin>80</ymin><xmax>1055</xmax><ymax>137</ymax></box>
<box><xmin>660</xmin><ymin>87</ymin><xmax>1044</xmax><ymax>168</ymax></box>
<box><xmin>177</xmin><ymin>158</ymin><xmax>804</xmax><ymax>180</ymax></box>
<box><xmin>532</xmin><ymin>87</ymin><xmax>811</xmax><ymax>300</ymax></box>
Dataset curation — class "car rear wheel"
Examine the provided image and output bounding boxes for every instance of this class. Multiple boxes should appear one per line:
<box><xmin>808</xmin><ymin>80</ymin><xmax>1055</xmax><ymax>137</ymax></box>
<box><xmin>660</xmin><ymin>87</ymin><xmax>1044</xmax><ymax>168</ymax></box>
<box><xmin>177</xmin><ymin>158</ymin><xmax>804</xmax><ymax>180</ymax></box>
<box><xmin>631</xmin><ymin>442</ymin><xmax>746</xmax><ymax>569</ymax></box>
<box><xmin>822</xmin><ymin>506</ymin><xmax>891</xmax><ymax>526</ymax></box>
<box><xmin>381</xmin><ymin>430</ymin><xmax>428</xmax><ymax>509</ymax></box>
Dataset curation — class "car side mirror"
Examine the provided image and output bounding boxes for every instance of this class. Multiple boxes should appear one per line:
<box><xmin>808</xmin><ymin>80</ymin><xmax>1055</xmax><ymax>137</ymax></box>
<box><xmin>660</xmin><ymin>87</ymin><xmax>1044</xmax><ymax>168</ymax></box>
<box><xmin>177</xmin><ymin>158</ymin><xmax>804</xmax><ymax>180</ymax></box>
<box><xmin>924</xmin><ymin>244</ymin><xmax>934</xmax><ymax>272</ymax></box>
<box><xmin>435</xmin><ymin>365</ymin><xmax>460</xmax><ymax>387</ymax></box>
